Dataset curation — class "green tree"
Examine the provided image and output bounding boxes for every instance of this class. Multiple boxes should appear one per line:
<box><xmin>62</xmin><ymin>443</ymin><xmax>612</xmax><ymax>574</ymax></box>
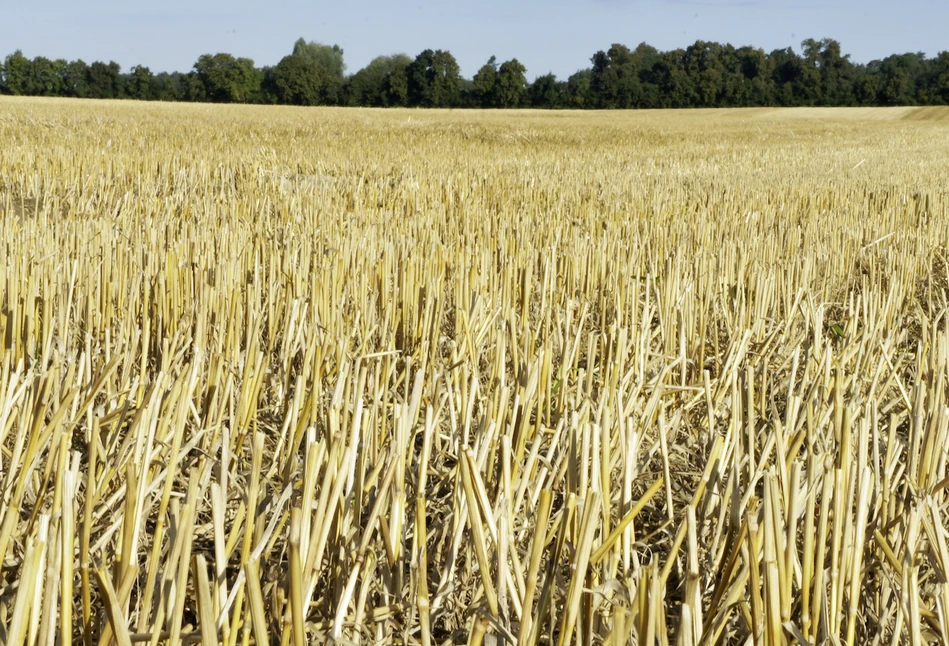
<box><xmin>529</xmin><ymin>73</ymin><xmax>564</xmax><ymax>108</ymax></box>
<box><xmin>407</xmin><ymin>49</ymin><xmax>461</xmax><ymax>107</ymax></box>
<box><xmin>291</xmin><ymin>38</ymin><xmax>344</xmax><ymax>103</ymax></box>
<box><xmin>345</xmin><ymin>54</ymin><xmax>412</xmax><ymax>106</ymax></box>
<box><xmin>496</xmin><ymin>58</ymin><xmax>528</xmax><ymax>108</ymax></box>
<box><xmin>795</xmin><ymin>39</ymin><xmax>824</xmax><ymax>104</ymax></box>
<box><xmin>717</xmin><ymin>44</ymin><xmax>753</xmax><ymax>106</ymax></box>
<box><xmin>853</xmin><ymin>66</ymin><xmax>880</xmax><ymax>105</ymax></box>
<box><xmin>6</xmin><ymin>36</ymin><xmax>947</xmax><ymax>109</ymax></box>
<box><xmin>591</xmin><ymin>49</ymin><xmax>620</xmax><ymax>107</ymax></box>
<box><xmin>816</xmin><ymin>39</ymin><xmax>855</xmax><ymax>106</ymax></box>
<box><xmin>293</xmin><ymin>38</ymin><xmax>344</xmax><ymax>78</ymax></box>
<box><xmin>27</xmin><ymin>56</ymin><xmax>65</xmax><ymax>96</ymax></box>
<box><xmin>697</xmin><ymin>64</ymin><xmax>722</xmax><ymax>105</ymax></box>
<box><xmin>273</xmin><ymin>54</ymin><xmax>324</xmax><ymax>105</ymax></box>
<box><xmin>193</xmin><ymin>54</ymin><xmax>261</xmax><ymax>103</ymax></box>
<box><xmin>932</xmin><ymin>52</ymin><xmax>949</xmax><ymax>104</ymax></box>
<box><xmin>253</xmin><ymin>67</ymin><xmax>279</xmax><ymax>104</ymax></box>
<box><xmin>590</xmin><ymin>44</ymin><xmax>650</xmax><ymax>108</ymax></box>
<box><xmin>384</xmin><ymin>63</ymin><xmax>410</xmax><ymax>107</ymax></box>
<box><xmin>63</xmin><ymin>60</ymin><xmax>90</xmax><ymax>98</ymax></box>
<box><xmin>878</xmin><ymin>53</ymin><xmax>926</xmax><ymax>105</ymax></box>
<box><xmin>684</xmin><ymin>41</ymin><xmax>728</xmax><ymax>106</ymax></box>
<box><xmin>3</xmin><ymin>50</ymin><xmax>31</xmax><ymax>94</ymax></box>
<box><xmin>152</xmin><ymin>72</ymin><xmax>185</xmax><ymax>101</ymax></box>
<box><xmin>645</xmin><ymin>52</ymin><xmax>697</xmax><ymax>108</ymax></box>
<box><xmin>770</xmin><ymin>47</ymin><xmax>807</xmax><ymax>106</ymax></box>
<box><xmin>472</xmin><ymin>56</ymin><xmax>498</xmax><ymax>107</ymax></box>
<box><xmin>735</xmin><ymin>46</ymin><xmax>775</xmax><ymax>105</ymax></box>
<box><xmin>182</xmin><ymin>73</ymin><xmax>207</xmax><ymax>102</ymax></box>
<box><xmin>564</xmin><ymin>69</ymin><xmax>593</xmax><ymax>107</ymax></box>
<box><xmin>127</xmin><ymin>65</ymin><xmax>157</xmax><ymax>100</ymax></box>
<box><xmin>631</xmin><ymin>44</ymin><xmax>663</xmax><ymax>107</ymax></box>
<box><xmin>88</xmin><ymin>61</ymin><xmax>121</xmax><ymax>98</ymax></box>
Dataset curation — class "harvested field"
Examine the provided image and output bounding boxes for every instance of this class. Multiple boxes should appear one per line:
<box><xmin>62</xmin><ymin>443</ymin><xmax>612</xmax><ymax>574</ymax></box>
<box><xmin>1</xmin><ymin>97</ymin><xmax>949</xmax><ymax>644</ymax></box>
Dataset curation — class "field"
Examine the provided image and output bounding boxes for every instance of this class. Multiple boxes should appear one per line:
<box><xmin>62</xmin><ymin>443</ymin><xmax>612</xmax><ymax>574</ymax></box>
<box><xmin>2</xmin><ymin>97</ymin><xmax>949</xmax><ymax>645</ymax></box>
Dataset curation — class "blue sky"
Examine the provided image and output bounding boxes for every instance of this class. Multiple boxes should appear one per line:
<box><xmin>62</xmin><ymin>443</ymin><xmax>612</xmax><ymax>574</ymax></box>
<box><xmin>5</xmin><ymin>0</ymin><xmax>947</xmax><ymax>80</ymax></box>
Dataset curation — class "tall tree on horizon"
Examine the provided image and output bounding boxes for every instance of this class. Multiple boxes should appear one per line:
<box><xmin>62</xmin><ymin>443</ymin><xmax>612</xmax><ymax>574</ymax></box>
<box><xmin>291</xmin><ymin>38</ymin><xmax>345</xmax><ymax>103</ymax></box>
<box><xmin>530</xmin><ymin>73</ymin><xmax>565</xmax><ymax>108</ymax></box>
<box><xmin>127</xmin><ymin>65</ymin><xmax>158</xmax><ymax>101</ymax></box>
<box><xmin>87</xmin><ymin>61</ymin><xmax>122</xmax><ymax>99</ymax></box>
<box><xmin>472</xmin><ymin>56</ymin><xmax>498</xmax><ymax>107</ymax></box>
<box><xmin>932</xmin><ymin>51</ymin><xmax>949</xmax><ymax>105</ymax></box>
<box><xmin>496</xmin><ymin>58</ymin><xmax>528</xmax><ymax>108</ymax></box>
<box><xmin>272</xmin><ymin>54</ymin><xmax>325</xmax><ymax>105</ymax></box>
<box><xmin>564</xmin><ymin>69</ymin><xmax>593</xmax><ymax>107</ymax></box>
<box><xmin>63</xmin><ymin>60</ymin><xmax>90</xmax><ymax>98</ymax></box>
<box><xmin>2</xmin><ymin>50</ymin><xmax>31</xmax><ymax>95</ymax></box>
<box><xmin>345</xmin><ymin>54</ymin><xmax>412</xmax><ymax>107</ymax></box>
<box><xmin>407</xmin><ymin>49</ymin><xmax>461</xmax><ymax>107</ymax></box>
<box><xmin>591</xmin><ymin>44</ymin><xmax>643</xmax><ymax>108</ymax></box>
<box><xmin>193</xmin><ymin>53</ymin><xmax>261</xmax><ymax>103</ymax></box>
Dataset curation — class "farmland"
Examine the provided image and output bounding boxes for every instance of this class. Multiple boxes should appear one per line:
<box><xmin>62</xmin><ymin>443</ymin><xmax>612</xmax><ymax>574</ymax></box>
<box><xmin>1</xmin><ymin>97</ymin><xmax>949</xmax><ymax>644</ymax></box>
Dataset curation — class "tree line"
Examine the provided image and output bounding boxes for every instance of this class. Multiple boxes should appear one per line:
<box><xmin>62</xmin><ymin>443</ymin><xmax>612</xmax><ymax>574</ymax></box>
<box><xmin>2</xmin><ymin>37</ymin><xmax>949</xmax><ymax>108</ymax></box>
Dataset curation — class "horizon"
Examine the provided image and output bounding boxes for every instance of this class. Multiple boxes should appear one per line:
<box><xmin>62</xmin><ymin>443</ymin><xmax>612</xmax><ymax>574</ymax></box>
<box><xmin>4</xmin><ymin>0</ymin><xmax>947</xmax><ymax>81</ymax></box>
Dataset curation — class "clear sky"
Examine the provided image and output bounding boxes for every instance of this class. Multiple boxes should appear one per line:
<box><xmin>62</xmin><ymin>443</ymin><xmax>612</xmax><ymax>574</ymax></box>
<box><xmin>5</xmin><ymin>0</ymin><xmax>947</xmax><ymax>80</ymax></box>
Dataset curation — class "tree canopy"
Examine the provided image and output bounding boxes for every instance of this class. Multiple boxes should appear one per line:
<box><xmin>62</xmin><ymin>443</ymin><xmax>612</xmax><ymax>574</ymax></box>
<box><xmin>407</xmin><ymin>49</ymin><xmax>461</xmax><ymax>107</ymax></box>
<box><xmin>344</xmin><ymin>54</ymin><xmax>412</xmax><ymax>107</ymax></box>
<box><xmin>2</xmin><ymin>38</ymin><xmax>948</xmax><ymax>110</ymax></box>
<box><xmin>193</xmin><ymin>54</ymin><xmax>261</xmax><ymax>103</ymax></box>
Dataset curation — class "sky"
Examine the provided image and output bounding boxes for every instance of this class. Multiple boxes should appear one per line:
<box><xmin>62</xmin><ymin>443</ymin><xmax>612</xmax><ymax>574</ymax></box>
<box><xmin>4</xmin><ymin>0</ymin><xmax>947</xmax><ymax>80</ymax></box>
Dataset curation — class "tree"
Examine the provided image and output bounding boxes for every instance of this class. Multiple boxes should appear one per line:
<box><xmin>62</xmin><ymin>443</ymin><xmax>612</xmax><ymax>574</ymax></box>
<box><xmin>182</xmin><ymin>73</ymin><xmax>207</xmax><ymax>102</ymax></box>
<box><xmin>253</xmin><ymin>67</ymin><xmax>279</xmax><ymax>104</ymax></box>
<box><xmin>293</xmin><ymin>38</ymin><xmax>344</xmax><ymax>78</ymax></box>
<box><xmin>734</xmin><ymin>46</ymin><xmax>775</xmax><ymax>106</ymax></box>
<box><xmin>472</xmin><ymin>56</ymin><xmax>498</xmax><ymax>107</ymax></box>
<box><xmin>273</xmin><ymin>54</ymin><xmax>324</xmax><ymax>105</ymax></box>
<box><xmin>716</xmin><ymin>45</ymin><xmax>752</xmax><ymax>106</ymax></box>
<box><xmin>152</xmin><ymin>72</ymin><xmax>183</xmax><ymax>101</ymax></box>
<box><xmin>345</xmin><ymin>54</ymin><xmax>412</xmax><ymax>106</ymax></box>
<box><xmin>564</xmin><ymin>69</ymin><xmax>593</xmax><ymax>107</ymax></box>
<box><xmin>646</xmin><ymin>52</ymin><xmax>697</xmax><ymax>108</ymax></box>
<box><xmin>878</xmin><ymin>53</ymin><xmax>926</xmax><ymax>105</ymax></box>
<box><xmin>291</xmin><ymin>38</ymin><xmax>344</xmax><ymax>103</ymax></box>
<box><xmin>932</xmin><ymin>52</ymin><xmax>949</xmax><ymax>105</ymax></box>
<box><xmin>193</xmin><ymin>54</ymin><xmax>261</xmax><ymax>103</ymax></box>
<box><xmin>591</xmin><ymin>44</ymin><xmax>641</xmax><ymax>108</ymax></box>
<box><xmin>407</xmin><ymin>49</ymin><xmax>461</xmax><ymax>107</ymax></box>
<box><xmin>63</xmin><ymin>60</ymin><xmax>90</xmax><ymax>98</ymax></box>
<box><xmin>530</xmin><ymin>73</ymin><xmax>564</xmax><ymax>108</ymax></box>
<box><xmin>853</xmin><ymin>67</ymin><xmax>880</xmax><ymax>105</ymax></box>
<box><xmin>384</xmin><ymin>63</ymin><xmax>410</xmax><ymax>107</ymax></box>
<box><xmin>630</xmin><ymin>44</ymin><xmax>663</xmax><ymax>108</ymax></box>
<box><xmin>3</xmin><ymin>50</ymin><xmax>31</xmax><ymax>95</ymax></box>
<box><xmin>684</xmin><ymin>41</ymin><xmax>727</xmax><ymax>106</ymax></box>
<box><xmin>88</xmin><ymin>61</ymin><xmax>121</xmax><ymax>99</ymax></box>
<box><xmin>127</xmin><ymin>65</ymin><xmax>157</xmax><ymax>101</ymax></box>
<box><xmin>816</xmin><ymin>39</ymin><xmax>854</xmax><ymax>106</ymax></box>
<box><xmin>4</xmin><ymin>37</ymin><xmax>949</xmax><ymax>109</ymax></box>
<box><xmin>496</xmin><ymin>58</ymin><xmax>528</xmax><ymax>108</ymax></box>
<box><xmin>591</xmin><ymin>49</ymin><xmax>620</xmax><ymax>107</ymax></box>
<box><xmin>771</xmin><ymin>47</ymin><xmax>808</xmax><ymax>106</ymax></box>
<box><xmin>27</xmin><ymin>56</ymin><xmax>65</xmax><ymax>96</ymax></box>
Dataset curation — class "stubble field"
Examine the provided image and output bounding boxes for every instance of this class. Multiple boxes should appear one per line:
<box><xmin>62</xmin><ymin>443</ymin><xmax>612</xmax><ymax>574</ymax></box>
<box><xmin>2</xmin><ymin>98</ymin><xmax>949</xmax><ymax>645</ymax></box>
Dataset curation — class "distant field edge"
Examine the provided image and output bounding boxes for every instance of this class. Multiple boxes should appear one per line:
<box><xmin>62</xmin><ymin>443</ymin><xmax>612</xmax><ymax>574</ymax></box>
<box><xmin>0</xmin><ymin>95</ymin><xmax>948</xmax><ymax>122</ymax></box>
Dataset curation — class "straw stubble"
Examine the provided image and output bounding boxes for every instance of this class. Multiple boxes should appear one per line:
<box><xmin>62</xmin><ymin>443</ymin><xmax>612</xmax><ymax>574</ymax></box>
<box><xmin>0</xmin><ymin>98</ymin><xmax>948</xmax><ymax>644</ymax></box>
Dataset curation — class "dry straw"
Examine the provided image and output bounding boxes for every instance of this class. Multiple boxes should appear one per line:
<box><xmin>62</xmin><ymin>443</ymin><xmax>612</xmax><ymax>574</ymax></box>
<box><xmin>0</xmin><ymin>96</ymin><xmax>948</xmax><ymax>644</ymax></box>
